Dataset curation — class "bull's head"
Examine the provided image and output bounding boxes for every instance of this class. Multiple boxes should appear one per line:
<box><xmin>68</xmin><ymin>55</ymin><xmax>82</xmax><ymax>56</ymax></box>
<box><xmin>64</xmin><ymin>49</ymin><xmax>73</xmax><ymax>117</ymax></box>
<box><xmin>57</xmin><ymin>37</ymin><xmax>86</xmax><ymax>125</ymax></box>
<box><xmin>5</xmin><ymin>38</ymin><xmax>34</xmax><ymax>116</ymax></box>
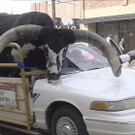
<box><xmin>0</xmin><ymin>25</ymin><xmax>121</xmax><ymax>81</ymax></box>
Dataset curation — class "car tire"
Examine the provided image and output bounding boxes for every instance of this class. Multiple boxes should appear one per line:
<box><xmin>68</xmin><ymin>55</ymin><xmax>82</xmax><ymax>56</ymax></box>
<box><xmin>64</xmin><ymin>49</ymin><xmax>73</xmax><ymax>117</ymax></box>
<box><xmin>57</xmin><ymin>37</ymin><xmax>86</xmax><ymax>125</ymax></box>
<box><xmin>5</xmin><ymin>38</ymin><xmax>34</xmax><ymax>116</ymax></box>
<box><xmin>129</xmin><ymin>59</ymin><xmax>135</xmax><ymax>69</ymax></box>
<box><xmin>51</xmin><ymin>105</ymin><xmax>89</xmax><ymax>135</ymax></box>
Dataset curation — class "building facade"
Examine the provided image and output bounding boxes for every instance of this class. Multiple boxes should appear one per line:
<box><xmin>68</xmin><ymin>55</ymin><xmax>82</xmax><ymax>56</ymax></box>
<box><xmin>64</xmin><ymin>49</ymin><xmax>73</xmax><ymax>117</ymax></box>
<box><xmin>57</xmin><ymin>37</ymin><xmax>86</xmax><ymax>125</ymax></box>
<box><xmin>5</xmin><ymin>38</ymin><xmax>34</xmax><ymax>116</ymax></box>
<box><xmin>79</xmin><ymin>0</ymin><xmax>135</xmax><ymax>52</ymax></box>
<box><xmin>31</xmin><ymin>0</ymin><xmax>80</xmax><ymax>29</ymax></box>
<box><xmin>31</xmin><ymin>0</ymin><xmax>135</xmax><ymax>51</ymax></box>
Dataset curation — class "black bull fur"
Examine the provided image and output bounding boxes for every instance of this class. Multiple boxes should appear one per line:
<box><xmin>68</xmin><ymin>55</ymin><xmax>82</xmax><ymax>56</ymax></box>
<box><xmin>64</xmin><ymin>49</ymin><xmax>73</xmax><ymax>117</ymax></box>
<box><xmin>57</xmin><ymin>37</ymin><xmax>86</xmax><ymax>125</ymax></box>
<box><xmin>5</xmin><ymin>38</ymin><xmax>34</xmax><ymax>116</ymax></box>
<box><xmin>0</xmin><ymin>12</ymin><xmax>52</xmax><ymax>76</ymax></box>
<box><xmin>0</xmin><ymin>12</ymin><xmax>75</xmax><ymax>79</ymax></box>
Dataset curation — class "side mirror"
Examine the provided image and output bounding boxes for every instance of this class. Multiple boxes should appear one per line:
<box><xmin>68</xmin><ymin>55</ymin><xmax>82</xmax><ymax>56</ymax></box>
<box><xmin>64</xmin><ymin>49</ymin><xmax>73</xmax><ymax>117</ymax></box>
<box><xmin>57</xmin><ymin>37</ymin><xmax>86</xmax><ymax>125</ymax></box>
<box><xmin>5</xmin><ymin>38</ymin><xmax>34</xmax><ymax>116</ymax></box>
<box><xmin>106</xmin><ymin>37</ymin><xmax>123</xmax><ymax>55</ymax></box>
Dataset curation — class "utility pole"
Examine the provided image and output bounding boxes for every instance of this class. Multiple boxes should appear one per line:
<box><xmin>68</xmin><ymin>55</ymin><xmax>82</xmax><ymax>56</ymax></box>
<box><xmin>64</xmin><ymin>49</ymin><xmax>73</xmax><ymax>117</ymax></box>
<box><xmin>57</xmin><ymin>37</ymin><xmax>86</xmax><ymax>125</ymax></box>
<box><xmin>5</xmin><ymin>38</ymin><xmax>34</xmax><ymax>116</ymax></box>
<box><xmin>52</xmin><ymin>0</ymin><xmax>56</xmax><ymax>25</ymax></box>
<box><xmin>83</xmin><ymin>0</ymin><xmax>85</xmax><ymax>19</ymax></box>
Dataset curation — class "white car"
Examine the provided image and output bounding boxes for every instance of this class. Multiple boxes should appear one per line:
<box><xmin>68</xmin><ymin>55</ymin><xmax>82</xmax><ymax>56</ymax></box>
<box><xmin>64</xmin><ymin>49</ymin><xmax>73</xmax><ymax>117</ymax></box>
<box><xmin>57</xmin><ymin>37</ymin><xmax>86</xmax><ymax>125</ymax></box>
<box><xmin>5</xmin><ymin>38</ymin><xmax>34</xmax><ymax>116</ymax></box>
<box><xmin>33</xmin><ymin>43</ymin><xmax>135</xmax><ymax>135</ymax></box>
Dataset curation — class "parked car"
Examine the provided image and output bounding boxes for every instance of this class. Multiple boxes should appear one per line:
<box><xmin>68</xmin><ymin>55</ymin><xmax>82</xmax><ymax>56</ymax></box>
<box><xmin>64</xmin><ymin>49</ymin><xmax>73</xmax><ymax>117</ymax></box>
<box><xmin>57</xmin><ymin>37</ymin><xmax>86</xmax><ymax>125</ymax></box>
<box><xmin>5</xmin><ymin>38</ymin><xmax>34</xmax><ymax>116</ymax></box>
<box><xmin>106</xmin><ymin>37</ymin><xmax>130</xmax><ymax>67</ymax></box>
<box><xmin>106</xmin><ymin>36</ymin><xmax>135</xmax><ymax>69</ymax></box>
<box><xmin>127</xmin><ymin>50</ymin><xmax>135</xmax><ymax>69</ymax></box>
<box><xmin>34</xmin><ymin>43</ymin><xmax>135</xmax><ymax>135</ymax></box>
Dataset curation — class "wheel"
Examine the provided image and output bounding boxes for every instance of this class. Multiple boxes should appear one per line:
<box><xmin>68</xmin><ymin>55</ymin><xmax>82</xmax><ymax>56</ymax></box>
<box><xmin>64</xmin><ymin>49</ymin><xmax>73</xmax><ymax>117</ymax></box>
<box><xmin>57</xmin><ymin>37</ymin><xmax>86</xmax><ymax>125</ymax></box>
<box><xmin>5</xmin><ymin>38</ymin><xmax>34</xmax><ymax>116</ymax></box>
<box><xmin>129</xmin><ymin>59</ymin><xmax>135</xmax><ymax>69</ymax></box>
<box><xmin>51</xmin><ymin>106</ymin><xmax>89</xmax><ymax>135</ymax></box>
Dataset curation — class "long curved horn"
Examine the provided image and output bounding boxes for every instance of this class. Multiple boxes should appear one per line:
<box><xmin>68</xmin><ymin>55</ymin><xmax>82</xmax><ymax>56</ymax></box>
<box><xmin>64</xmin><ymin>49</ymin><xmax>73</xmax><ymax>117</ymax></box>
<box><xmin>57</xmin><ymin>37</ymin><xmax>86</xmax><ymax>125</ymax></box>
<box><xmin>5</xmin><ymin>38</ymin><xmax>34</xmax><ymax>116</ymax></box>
<box><xmin>72</xmin><ymin>30</ymin><xmax>121</xmax><ymax>77</ymax></box>
<box><xmin>0</xmin><ymin>24</ymin><xmax>42</xmax><ymax>53</ymax></box>
<box><xmin>0</xmin><ymin>25</ymin><xmax>121</xmax><ymax>77</ymax></box>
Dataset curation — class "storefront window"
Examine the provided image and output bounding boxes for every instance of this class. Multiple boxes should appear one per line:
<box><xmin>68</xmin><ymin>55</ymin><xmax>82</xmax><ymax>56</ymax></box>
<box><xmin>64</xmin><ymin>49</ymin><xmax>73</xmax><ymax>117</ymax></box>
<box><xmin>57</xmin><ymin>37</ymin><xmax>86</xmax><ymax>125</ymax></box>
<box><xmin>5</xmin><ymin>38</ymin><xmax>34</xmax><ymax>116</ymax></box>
<box><xmin>128</xmin><ymin>20</ymin><xmax>135</xmax><ymax>50</ymax></box>
<box><xmin>118</xmin><ymin>22</ymin><xmax>128</xmax><ymax>52</ymax></box>
<box><xmin>96</xmin><ymin>20</ymin><xmax>135</xmax><ymax>52</ymax></box>
<box><xmin>97</xmin><ymin>22</ymin><xmax>118</xmax><ymax>42</ymax></box>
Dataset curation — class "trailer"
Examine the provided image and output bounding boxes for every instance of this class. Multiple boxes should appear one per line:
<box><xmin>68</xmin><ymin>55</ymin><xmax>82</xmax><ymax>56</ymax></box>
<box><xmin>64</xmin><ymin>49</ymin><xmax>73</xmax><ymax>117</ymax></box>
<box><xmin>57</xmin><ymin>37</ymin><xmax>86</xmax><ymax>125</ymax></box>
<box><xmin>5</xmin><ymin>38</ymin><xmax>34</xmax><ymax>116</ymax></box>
<box><xmin>0</xmin><ymin>43</ymin><xmax>47</xmax><ymax>134</ymax></box>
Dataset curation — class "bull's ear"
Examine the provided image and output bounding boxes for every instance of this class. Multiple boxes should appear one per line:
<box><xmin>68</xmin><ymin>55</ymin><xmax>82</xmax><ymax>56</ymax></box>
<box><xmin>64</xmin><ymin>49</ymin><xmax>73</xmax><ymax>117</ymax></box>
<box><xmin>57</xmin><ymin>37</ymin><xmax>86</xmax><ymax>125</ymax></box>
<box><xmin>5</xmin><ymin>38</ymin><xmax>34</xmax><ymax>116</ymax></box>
<box><xmin>0</xmin><ymin>24</ymin><xmax>43</xmax><ymax>54</ymax></box>
<box><xmin>72</xmin><ymin>29</ymin><xmax>121</xmax><ymax>77</ymax></box>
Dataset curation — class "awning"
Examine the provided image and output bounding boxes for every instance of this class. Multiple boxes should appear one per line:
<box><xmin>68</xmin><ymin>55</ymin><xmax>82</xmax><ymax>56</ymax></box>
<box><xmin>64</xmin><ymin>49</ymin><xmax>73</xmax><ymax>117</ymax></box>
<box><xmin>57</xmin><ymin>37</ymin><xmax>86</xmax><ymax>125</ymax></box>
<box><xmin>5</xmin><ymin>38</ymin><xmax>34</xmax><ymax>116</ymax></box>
<box><xmin>78</xmin><ymin>13</ymin><xmax>135</xmax><ymax>24</ymax></box>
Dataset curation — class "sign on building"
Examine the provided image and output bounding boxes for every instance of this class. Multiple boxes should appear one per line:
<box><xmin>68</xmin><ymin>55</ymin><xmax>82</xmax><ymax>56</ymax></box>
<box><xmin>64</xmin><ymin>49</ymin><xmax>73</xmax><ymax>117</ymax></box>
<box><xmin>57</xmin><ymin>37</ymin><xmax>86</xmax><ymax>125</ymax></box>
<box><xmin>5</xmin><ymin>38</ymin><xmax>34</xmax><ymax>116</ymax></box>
<box><xmin>56</xmin><ymin>18</ymin><xmax>80</xmax><ymax>29</ymax></box>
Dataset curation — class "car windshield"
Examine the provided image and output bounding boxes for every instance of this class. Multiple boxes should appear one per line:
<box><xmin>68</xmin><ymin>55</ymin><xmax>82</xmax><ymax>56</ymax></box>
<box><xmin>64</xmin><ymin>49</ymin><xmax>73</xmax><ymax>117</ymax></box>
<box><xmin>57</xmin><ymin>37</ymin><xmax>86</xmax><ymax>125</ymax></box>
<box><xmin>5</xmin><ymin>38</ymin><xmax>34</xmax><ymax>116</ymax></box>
<box><xmin>62</xmin><ymin>43</ymin><xmax>109</xmax><ymax>74</ymax></box>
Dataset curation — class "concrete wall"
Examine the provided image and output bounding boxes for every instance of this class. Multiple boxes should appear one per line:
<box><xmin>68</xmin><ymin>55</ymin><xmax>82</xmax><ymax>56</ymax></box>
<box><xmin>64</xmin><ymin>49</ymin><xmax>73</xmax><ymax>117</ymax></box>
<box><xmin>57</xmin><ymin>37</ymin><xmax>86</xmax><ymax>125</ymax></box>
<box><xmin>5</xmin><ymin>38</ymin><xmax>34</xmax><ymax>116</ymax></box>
<box><xmin>80</xmin><ymin>0</ymin><xmax>135</xmax><ymax>19</ymax></box>
<box><xmin>31</xmin><ymin>1</ymin><xmax>80</xmax><ymax>19</ymax></box>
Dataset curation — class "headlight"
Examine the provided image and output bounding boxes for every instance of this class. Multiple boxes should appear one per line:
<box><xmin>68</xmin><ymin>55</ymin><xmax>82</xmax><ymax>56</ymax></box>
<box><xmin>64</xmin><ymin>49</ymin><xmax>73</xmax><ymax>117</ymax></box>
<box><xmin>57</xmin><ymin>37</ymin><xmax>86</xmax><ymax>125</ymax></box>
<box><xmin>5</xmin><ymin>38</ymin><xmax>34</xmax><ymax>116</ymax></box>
<box><xmin>90</xmin><ymin>101</ymin><xmax>125</xmax><ymax>111</ymax></box>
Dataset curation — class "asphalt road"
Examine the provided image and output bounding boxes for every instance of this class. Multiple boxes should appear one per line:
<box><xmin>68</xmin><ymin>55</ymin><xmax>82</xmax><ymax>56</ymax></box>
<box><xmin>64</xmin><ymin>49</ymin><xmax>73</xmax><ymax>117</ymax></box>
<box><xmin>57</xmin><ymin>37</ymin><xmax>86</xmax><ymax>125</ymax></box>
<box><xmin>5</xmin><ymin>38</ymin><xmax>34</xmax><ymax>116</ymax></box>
<box><xmin>0</xmin><ymin>126</ymin><xmax>49</xmax><ymax>135</ymax></box>
<box><xmin>0</xmin><ymin>127</ymin><xmax>26</xmax><ymax>135</ymax></box>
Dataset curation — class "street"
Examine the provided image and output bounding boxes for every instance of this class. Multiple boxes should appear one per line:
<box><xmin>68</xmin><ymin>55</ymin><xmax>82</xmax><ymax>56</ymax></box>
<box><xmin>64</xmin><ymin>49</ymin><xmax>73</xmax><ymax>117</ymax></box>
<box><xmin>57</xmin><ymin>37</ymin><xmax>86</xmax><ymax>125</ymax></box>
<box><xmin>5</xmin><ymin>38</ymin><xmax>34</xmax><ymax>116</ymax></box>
<box><xmin>0</xmin><ymin>125</ymin><xmax>49</xmax><ymax>135</ymax></box>
<box><xmin>0</xmin><ymin>127</ymin><xmax>26</xmax><ymax>135</ymax></box>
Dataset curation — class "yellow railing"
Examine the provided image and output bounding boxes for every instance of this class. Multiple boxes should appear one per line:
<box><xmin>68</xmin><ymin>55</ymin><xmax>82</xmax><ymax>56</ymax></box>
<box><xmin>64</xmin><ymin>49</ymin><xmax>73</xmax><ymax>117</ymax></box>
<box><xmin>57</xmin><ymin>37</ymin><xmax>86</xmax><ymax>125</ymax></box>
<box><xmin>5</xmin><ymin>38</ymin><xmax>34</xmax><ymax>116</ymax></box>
<box><xmin>0</xmin><ymin>43</ymin><xmax>47</xmax><ymax>130</ymax></box>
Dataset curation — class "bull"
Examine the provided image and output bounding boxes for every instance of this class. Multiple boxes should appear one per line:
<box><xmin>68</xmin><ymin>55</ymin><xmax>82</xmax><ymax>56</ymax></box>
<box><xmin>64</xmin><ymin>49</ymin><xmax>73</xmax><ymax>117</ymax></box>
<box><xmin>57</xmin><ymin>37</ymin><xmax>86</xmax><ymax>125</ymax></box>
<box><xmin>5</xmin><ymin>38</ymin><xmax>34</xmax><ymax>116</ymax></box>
<box><xmin>0</xmin><ymin>12</ymin><xmax>54</xmax><ymax>77</ymax></box>
<box><xmin>0</xmin><ymin>12</ymin><xmax>122</xmax><ymax>81</ymax></box>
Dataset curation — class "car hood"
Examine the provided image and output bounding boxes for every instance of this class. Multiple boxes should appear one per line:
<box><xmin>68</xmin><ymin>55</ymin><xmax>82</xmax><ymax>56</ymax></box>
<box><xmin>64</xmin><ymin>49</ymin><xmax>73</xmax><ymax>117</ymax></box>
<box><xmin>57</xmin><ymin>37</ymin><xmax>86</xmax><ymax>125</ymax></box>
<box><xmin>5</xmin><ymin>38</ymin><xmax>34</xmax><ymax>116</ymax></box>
<box><xmin>34</xmin><ymin>67</ymin><xmax>135</xmax><ymax>101</ymax></box>
<box><xmin>52</xmin><ymin>67</ymin><xmax>135</xmax><ymax>100</ymax></box>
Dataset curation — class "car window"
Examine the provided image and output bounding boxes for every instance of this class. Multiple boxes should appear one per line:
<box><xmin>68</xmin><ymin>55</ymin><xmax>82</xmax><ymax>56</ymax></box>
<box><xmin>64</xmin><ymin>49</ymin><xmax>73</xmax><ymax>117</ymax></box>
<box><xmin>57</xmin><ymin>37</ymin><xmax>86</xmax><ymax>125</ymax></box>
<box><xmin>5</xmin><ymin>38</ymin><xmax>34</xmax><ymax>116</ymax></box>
<box><xmin>106</xmin><ymin>37</ymin><xmax>123</xmax><ymax>55</ymax></box>
<box><xmin>62</xmin><ymin>43</ymin><xmax>109</xmax><ymax>74</ymax></box>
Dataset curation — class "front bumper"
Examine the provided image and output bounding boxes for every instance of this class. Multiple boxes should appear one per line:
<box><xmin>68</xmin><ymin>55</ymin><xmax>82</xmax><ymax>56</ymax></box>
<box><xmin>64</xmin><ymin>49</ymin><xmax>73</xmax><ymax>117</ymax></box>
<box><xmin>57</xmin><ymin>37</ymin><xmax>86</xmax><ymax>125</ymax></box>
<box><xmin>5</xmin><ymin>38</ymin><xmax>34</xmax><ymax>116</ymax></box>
<box><xmin>83</xmin><ymin>110</ymin><xmax>135</xmax><ymax>135</ymax></box>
